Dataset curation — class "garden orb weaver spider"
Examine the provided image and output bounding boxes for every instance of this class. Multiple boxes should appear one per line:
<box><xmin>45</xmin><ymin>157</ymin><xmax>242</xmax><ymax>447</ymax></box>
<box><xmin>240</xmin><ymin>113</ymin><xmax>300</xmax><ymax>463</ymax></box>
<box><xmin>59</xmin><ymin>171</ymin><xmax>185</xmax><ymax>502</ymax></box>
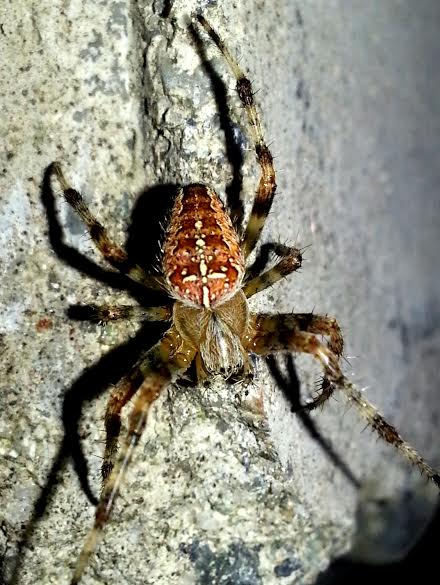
<box><xmin>47</xmin><ymin>14</ymin><xmax>440</xmax><ymax>585</ymax></box>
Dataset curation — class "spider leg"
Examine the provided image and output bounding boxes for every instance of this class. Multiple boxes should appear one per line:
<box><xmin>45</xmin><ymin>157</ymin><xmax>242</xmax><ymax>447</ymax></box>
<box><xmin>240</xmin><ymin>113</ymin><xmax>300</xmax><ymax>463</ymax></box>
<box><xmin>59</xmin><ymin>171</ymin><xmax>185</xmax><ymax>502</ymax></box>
<box><xmin>68</xmin><ymin>303</ymin><xmax>172</xmax><ymax>324</ymax></box>
<box><xmin>252</xmin><ymin>314</ymin><xmax>440</xmax><ymax>489</ymax></box>
<box><xmin>48</xmin><ymin>162</ymin><xmax>163</xmax><ymax>290</ymax></box>
<box><xmin>70</xmin><ymin>329</ymin><xmax>196</xmax><ymax>585</ymax></box>
<box><xmin>243</xmin><ymin>243</ymin><xmax>303</xmax><ymax>298</ymax></box>
<box><xmin>289</xmin><ymin>313</ymin><xmax>344</xmax><ymax>411</ymax></box>
<box><xmin>101</xmin><ymin>360</ymin><xmax>148</xmax><ymax>483</ymax></box>
<box><xmin>251</xmin><ymin>312</ymin><xmax>342</xmax><ymax>409</ymax></box>
<box><xmin>305</xmin><ymin>376</ymin><xmax>335</xmax><ymax>411</ymax></box>
<box><xmin>252</xmin><ymin>314</ymin><xmax>341</xmax><ymax>379</ymax></box>
<box><xmin>196</xmin><ymin>15</ymin><xmax>276</xmax><ymax>259</ymax></box>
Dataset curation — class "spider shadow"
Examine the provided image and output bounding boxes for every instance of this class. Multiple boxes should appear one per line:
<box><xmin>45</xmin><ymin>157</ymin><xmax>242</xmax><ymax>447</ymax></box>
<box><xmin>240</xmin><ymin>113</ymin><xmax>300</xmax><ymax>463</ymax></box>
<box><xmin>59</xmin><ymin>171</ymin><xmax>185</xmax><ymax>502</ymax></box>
<box><xmin>6</xmin><ymin>169</ymin><xmax>178</xmax><ymax>584</ymax></box>
<box><xmin>188</xmin><ymin>19</ymin><xmax>245</xmax><ymax>232</ymax></box>
<box><xmin>266</xmin><ymin>354</ymin><xmax>360</xmax><ymax>488</ymax></box>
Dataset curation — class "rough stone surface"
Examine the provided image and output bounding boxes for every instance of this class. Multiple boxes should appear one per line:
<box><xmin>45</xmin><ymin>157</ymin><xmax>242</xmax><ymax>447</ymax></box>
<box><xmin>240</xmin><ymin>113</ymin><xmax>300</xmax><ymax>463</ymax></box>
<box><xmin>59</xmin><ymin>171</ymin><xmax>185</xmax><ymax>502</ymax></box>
<box><xmin>1</xmin><ymin>1</ymin><xmax>439</xmax><ymax>584</ymax></box>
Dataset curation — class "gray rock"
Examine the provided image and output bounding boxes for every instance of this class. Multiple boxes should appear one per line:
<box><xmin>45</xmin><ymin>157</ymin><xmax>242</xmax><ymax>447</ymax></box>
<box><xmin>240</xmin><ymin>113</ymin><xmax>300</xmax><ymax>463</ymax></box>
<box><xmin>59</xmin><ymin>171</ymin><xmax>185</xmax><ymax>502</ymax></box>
<box><xmin>1</xmin><ymin>1</ymin><xmax>439</xmax><ymax>584</ymax></box>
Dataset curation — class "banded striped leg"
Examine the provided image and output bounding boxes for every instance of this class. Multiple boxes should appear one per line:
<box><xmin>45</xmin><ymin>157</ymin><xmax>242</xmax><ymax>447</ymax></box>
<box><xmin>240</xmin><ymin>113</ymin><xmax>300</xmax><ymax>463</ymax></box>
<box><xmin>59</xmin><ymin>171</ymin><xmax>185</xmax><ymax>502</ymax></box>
<box><xmin>196</xmin><ymin>16</ymin><xmax>277</xmax><ymax>258</ymax></box>
<box><xmin>70</xmin><ymin>329</ymin><xmax>196</xmax><ymax>585</ymax></box>
<box><xmin>68</xmin><ymin>304</ymin><xmax>172</xmax><ymax>324</ymax></box>
<box><xmin>290</xmin><ymin>313</ymin><xmax>344</xmax><ymax>411</ymax></box>
<box><xmin>48</xmin><ymin>162</ymin><xmax>163</xmax><ymax>290</ymax></box>
<box><xmin>252</xmin><ymin>314</ymin><xmax>440</xmax><ymax>489</ymax></box>
<box><xmin>243</xmin><ymin>243</ymin><xmax>303</xmax><ymax>298</ymax></box>
<box><xmin>101</xmin><ymin>368</ymin><xmax>144</xmax><ymax>483</ymax></box>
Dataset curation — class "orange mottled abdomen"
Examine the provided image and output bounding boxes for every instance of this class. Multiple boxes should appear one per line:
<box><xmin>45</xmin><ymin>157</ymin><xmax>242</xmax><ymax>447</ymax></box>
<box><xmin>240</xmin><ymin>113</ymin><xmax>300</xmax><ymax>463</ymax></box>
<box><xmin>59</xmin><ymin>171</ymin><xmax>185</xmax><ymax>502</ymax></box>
<box><xmin>163</xmin><ymin>185</ymin><xmax>244</xmax><ymax>308</ymax></box>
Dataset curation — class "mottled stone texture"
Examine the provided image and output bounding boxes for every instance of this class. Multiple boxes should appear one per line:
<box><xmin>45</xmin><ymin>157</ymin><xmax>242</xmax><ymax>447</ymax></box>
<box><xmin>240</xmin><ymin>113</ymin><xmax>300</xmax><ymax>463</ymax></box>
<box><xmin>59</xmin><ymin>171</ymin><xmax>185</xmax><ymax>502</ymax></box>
<box><xmin>1</xmin><ymin>1</ymin><xmax>439</xmax><ymax>584</ymax></box>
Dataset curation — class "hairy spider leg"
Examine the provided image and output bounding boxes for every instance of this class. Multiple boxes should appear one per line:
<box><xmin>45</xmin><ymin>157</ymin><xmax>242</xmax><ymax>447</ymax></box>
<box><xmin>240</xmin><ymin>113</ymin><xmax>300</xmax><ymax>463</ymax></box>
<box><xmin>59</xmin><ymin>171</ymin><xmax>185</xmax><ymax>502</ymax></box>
<box><xmin>69</xmin><ymin>303</ymin><xmax>172</xmax><ymax>324</ymax></box>
<box><xmin>100</xmin><ymin>335</ymin><xmax>173</xmax><ymax>483</ymax></box>
<box><xmin>98</xmin><ymin>307</ymin><xmax>173</xmax><ymax>483</ymax></box>
<box><xmin>49</xmin><ymin>162</ymin><xmax>163</xmax><ymax>290</ymax></box>
<box><xmin>70</xmin><ymin>328</ymin><xmax>196</xmax><ymax>585</ymax></box>
<box><xmin>252</xmin><ymin>314</ymin><xmax>440</xmax><ymax>488</ymax></box>
<box><xmin>286</xmin><ymin>313</ymin><xmax>344</xmax><ymax>411</ymax></box>
<box><xmin>243</xmin><ymin>243</ymin><xmax>303</xmax><ymax>298</ymax></box>
<box><xmin>196</xmin><ymin>15</ymin><xmax>277</xmax><ymax>259</ymax></box>
<box><xmin>306</xmin><ymin>377</ymin><xmax>335</xmax><ymax>411</ymax></box>
<box><xmin>101</xmin><ymin>367</ymin><xmax>145</xmax><ymax>483</ymax></box>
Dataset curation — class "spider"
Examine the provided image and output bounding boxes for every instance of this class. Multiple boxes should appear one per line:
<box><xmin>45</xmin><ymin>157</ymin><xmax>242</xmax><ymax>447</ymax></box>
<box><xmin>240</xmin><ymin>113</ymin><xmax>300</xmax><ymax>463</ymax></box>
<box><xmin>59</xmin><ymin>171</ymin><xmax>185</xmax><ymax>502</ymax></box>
<box><xmin>47</xmin><ymin>14</ymin><xmax>440</xmax><ymax>585</ymax></box>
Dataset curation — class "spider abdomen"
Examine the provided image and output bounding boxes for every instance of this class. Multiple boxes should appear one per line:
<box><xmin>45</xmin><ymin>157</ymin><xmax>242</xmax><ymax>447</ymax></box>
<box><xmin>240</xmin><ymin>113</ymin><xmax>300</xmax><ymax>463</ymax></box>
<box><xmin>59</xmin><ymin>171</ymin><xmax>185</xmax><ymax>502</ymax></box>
<box><xmin>163</xmin><ymin>184</ymin><xmax>244</xmax><ymax>308</ymax></box>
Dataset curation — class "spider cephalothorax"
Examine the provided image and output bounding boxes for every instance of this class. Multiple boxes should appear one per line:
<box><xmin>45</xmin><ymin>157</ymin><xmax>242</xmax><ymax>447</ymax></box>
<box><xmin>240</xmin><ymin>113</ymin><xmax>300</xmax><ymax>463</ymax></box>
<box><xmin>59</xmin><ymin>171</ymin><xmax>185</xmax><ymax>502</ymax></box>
<box><xmin>46</xmin><ymin>14</ymin><xmax>439</xmax><ymax>585</ymax></box>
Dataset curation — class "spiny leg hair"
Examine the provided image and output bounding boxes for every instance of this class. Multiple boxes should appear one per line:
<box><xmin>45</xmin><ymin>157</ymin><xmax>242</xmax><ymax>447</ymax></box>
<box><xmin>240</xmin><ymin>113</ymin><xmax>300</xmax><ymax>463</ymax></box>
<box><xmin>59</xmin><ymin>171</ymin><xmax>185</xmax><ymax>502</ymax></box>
<box><xmin>196</xmin><ymin>15</ymin><xmax>277</xmax><ymax>259</ymax></box>
<box><xmin>252</xmin><ymin>313</ymin><xmax>440</xmax><ymax>488</ymax></box>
